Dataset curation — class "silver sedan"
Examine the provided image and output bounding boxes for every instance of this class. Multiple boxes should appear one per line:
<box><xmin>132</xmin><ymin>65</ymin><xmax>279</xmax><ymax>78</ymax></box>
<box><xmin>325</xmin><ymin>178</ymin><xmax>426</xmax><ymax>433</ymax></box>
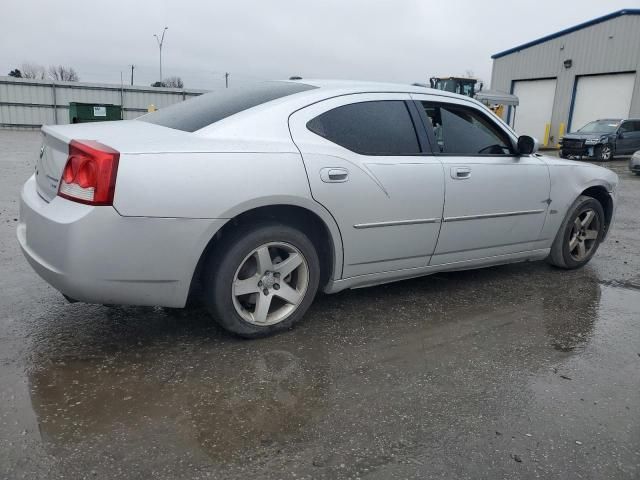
<box><xmin>18</xmin><ymin>80</ymin><xmax>618</xmax><ymax>337</ymax></box>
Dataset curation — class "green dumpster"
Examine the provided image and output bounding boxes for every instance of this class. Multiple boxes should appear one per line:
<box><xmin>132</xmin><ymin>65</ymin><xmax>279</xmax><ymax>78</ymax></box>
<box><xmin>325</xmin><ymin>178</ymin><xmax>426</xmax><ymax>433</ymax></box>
<box><xmin>69</xmin><ymin>102</ymin><xmax>122</xmax><ymax>123</ymax></box>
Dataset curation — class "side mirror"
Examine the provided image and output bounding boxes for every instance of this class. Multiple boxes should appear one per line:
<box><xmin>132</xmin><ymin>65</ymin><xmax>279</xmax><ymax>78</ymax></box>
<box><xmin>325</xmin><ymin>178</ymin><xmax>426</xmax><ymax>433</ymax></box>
<box><xmin>517</xmin><ymin>135</ymin><xmax>538</xmax><ymax>155</ymax></box>
<box><xmin>618</xmin><ymin>131</ymin><xmax>625</xmax><ymax>139</ymax></box>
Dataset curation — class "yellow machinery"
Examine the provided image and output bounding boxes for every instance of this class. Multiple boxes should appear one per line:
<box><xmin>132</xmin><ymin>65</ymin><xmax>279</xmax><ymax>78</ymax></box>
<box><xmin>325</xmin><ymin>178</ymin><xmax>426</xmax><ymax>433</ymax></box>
<box><xmin>428</xmin><ymin>77</ymin><xmax>518</xmax><ymax>126</ymax></box>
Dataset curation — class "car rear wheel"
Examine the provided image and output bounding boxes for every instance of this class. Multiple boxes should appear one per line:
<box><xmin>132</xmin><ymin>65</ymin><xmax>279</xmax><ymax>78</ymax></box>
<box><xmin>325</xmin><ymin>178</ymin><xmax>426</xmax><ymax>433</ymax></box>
<box><xmin>595</xmin><ymin>144</ymin><xmax>613</xmax><ymax>161</ymax></box>
<box><xmin>547</xmin><ymin>195</ymin><xmax>605</xmax><ymax>269</ymax></box>
<box><xmin>204</xmin><ymin>223</ymin><xmax>320</xmax><ymax>338</ymax></box>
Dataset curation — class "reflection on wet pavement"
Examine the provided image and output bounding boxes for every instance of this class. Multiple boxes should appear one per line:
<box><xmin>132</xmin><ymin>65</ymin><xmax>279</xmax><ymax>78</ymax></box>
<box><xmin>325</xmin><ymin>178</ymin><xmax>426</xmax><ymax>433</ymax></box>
<box><xmin>19</xmin><ymin>264</ymin><xmax>638</xmax><ymax>478</ymax></box>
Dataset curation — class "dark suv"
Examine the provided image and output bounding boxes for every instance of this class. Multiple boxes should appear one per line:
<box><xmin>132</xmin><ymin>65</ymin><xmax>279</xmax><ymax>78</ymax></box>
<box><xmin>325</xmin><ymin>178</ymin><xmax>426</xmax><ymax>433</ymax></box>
<box><xmin>560</xmin><ymin>118</ymin><xmax>640</xmax><ymax>161</ymax></box>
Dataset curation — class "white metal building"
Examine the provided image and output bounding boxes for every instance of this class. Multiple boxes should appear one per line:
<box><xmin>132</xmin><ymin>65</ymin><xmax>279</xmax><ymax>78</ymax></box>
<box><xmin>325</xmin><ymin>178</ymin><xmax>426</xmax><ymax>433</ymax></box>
<box><xmin>0</xmin><ymin>76</ymin><xmax>207</xmax><ymax>129</ymax></box>
<box><xmin>490</xmin><ymin>9</ymin><xmax>640</xmax><ymax>147</ymax></box>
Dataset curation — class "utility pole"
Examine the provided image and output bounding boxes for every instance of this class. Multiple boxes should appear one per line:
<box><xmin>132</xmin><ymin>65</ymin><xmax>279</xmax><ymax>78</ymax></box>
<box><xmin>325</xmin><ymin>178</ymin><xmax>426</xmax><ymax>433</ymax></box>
<box><xmin>130</xmin><ymin>65</ymin><xmax>135</xmax><ymax>86</ymax></box>
<box><xmin>153</xmin><ymin>27</ymin><xmax>168</xmax><ymax>84</ymax></box>
<box><xmin>225</xmin><ymin>72</ymin><xmax>229</xmax><ymax>88</ymax></box>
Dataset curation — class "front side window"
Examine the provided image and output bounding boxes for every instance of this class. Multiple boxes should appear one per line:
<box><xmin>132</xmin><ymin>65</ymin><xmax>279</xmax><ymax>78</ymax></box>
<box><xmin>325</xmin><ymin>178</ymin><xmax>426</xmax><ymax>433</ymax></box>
<box><xmin>419</xmin><ymin>102</ymin><xmax>514</xmax><ymax>155</ymax></box>
<box><xmin>619</xmin><ymin>121</ymin><xmax>640</xmax><ymax>133</ymax></box>
<box><xmin>307</xmin><ymin>101</ymin><xmax>420</xmax><ymax>155</ymax></box>
<box><xmin>619</xmin><ymin>122</ymin><xmax>632</xmax><ymax>133</ymax></box>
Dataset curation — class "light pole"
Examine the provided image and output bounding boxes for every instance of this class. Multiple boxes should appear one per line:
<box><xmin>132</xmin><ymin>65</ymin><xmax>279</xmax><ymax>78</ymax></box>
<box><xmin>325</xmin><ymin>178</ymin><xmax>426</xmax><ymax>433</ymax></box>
<box><xmin>153</xmin><ymin>27</ymin><xmax>168</xmax><ymax>84</ymax></box>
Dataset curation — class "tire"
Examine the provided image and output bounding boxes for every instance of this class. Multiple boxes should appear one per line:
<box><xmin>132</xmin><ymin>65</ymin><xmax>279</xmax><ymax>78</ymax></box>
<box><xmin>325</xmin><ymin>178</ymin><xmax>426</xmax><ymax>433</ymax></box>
<box><xmin>203</xmin><ymin>222</ymin><xmax>320</xmax><ymax>338</ymax></box>
<box><xmin>547</xmin><ymin>195</ymin><xmax>606</xmax><ymax>269</ymax></box>
<box><xmin>594</xmin><ymin>144</ymin><xmax>613</xmax><ymax>161</ymax></box>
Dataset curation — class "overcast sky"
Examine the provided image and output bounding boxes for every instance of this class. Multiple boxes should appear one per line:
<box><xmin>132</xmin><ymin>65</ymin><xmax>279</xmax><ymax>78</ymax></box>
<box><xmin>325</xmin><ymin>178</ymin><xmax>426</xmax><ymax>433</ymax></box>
<box><xmin>0</xmin><ymin>0</ymin><xmax>634</xmax><ymax>90</ymax></box>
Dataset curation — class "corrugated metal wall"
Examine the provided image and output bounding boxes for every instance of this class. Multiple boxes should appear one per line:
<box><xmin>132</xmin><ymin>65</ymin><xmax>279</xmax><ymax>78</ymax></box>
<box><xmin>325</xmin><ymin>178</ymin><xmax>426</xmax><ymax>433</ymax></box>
<box><xmin>490</xmin><ymin>14</ymin><xmax>640</xmax><ymax>145</ymax></box>
<box><xmin>0</xmin><ymin>76</ymin><xmax>208</xmax><ymax>128</ymax></box>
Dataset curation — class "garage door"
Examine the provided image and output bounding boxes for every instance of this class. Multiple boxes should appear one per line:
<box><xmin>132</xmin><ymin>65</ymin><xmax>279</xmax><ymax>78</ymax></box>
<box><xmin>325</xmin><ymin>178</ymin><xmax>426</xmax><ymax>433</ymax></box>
<box><xmin>512</xmin><ymin>79</ymin><xmax>557</xmax><ymax>146</ymax></box>
<box><xmin>570</xmin><ymin>73</ymin><xmax>635</xmax><ymax>132</ymax></box>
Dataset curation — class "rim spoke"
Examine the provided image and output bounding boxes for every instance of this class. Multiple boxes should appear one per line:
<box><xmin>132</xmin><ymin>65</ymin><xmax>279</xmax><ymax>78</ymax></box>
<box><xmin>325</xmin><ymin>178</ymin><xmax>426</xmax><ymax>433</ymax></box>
<box><xmin>252</xmin><ymin>294</ymin><xmax>272</xmax><ymax>323</ymax></box>
<box><xmin>573</xmin><ymin>217</ymin><xmax>582</xmax><ymax>232</ymax></box>
<box><xmin>255</xmin><ymin>246</ymin><xmax>273</xmax><ymax>274</ymax></box>
<box><xmin>584</xmin><ymin>229</ymin><xmax>598</xmax><ymax>240</ymax></box>
<box><xmin>274</xmin><ymin>283</ymin><xmax>303</xmax><ymax>306</ymax></box>
<box><xmin>581</xmin><ymin>210</ymin><xmax>595</xmax><ymax>228</ymax></box>
<box><xmin>569</xmin><ymin>235</ymin><xmax>579</xmax><ymax>251</ymax></box>
<box><xmin>576</xmin><ymin>241</ymin><xmax>586</xmax><ymax>259</ymax></box>
<box><xmin>234</xmin><ymin>276</ymin><xmax>260</xmax><ymax>296</ymax></box>
<box><xmin>274</xmin><ymin>253</ymin><xmax>303</xmax><ymax>278</ymax></box>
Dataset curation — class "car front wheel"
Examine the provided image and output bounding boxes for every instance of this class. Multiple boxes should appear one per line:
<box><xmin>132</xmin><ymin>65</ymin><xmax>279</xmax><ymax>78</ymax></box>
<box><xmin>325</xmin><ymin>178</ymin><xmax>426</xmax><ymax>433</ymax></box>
<box><xmin>547</xmin><ymin>195</ymin><xmax>606</xmax><ymax>269</ymax></box>
<box><xmin>204</xmin><ymin>223</ymin><xmax>320</xmax><ymax>338</ymax></box>
<box><xmin>594</xmin><ymin>144</ymin><xmax>613</xmax><ymax>161</ymax></box>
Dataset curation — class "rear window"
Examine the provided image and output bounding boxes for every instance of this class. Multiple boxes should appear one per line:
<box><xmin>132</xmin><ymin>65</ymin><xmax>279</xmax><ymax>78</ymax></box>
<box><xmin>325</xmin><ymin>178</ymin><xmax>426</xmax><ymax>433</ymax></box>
<box><xmin>138</xmin><ymin>81</ymin><xmax>316</xmax><ymax>132</ymax></box>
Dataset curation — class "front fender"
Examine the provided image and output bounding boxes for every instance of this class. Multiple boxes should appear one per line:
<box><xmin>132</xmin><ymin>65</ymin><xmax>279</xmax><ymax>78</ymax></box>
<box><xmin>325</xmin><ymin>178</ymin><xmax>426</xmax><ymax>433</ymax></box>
<box><xmin>538</xmin><ymin>159</ymin><xmax>618</xmax><ymax>245</ymax></box>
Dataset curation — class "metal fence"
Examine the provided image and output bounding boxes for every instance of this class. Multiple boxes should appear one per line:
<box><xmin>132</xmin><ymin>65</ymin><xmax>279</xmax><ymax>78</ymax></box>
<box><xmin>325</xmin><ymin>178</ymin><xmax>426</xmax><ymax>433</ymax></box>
<box><xmin>0</xmin><ymin>76</ymin><xmax>208</xmax><ymax>129</ymax></box>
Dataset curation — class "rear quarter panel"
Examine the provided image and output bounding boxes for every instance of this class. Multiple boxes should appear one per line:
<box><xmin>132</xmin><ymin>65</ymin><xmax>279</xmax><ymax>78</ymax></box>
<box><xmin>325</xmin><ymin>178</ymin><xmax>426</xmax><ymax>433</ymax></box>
<box><xmin>113</xmin><ymin>151</ymin><xmax>345</xmax><ymax>281</ymax></box>
<box><xmin>114</xmin><ymin>152</ymin><xmax>313</xmax><ymax>218</ymax></box>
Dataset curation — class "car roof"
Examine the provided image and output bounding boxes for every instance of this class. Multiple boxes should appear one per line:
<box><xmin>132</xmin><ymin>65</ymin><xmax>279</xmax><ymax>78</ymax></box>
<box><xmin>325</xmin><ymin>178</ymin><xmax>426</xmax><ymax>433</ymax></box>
<box><xmin>593</xmin><ymin>118</ymin><xmax>640</xmax><ymax>122</ymax></box>
<box><xmin>284</xmin><ymin>78</ymin><xmax>467</xmax><ymax>99</ymax></box>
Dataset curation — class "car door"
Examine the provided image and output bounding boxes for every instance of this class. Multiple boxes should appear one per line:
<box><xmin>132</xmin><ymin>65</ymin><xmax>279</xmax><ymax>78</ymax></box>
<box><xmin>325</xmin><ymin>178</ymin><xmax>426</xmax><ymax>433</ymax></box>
<box><xmin>289</xmin><ymin>94</ymin><xmax>445</xmax><ymax>278</ymax></box>
<box><xmin>616</xmin><ymin>121</ymin><xmax>640</xmax><ymax>154</ymax></box>
<box><xmin>410</xmin><ymin>94</ymin><xmax>550</xmax><ymax>266</ymax></box>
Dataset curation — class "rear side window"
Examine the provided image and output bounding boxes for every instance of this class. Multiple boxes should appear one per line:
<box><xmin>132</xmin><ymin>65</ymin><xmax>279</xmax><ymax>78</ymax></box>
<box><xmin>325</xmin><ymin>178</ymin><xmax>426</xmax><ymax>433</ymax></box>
<box><xmin>138</xmin><ymin>81</ymin><xmax>316</xmax><ymax>132</ymax></box>
<box><xmin>307</xmin><ymin>101</ymin><xmax>421</xmax><ymax>155</ymax></box>
<box><xmin>419</xmin><ymin>102</ymin><xmax>514</xmax><ymax>155</ymax></box>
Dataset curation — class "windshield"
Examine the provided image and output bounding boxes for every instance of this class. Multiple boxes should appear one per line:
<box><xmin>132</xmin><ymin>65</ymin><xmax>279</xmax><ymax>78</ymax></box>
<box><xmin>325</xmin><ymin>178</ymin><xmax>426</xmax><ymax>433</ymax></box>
<box><xmin>138</xmin><ymin>81</ymin><xmax>316</xmax><ymax>132</ymax></box>
<box><xmin>577</xmin><ymin>120</ymin><xmax>620</xmax><ymax>134</ymax></box>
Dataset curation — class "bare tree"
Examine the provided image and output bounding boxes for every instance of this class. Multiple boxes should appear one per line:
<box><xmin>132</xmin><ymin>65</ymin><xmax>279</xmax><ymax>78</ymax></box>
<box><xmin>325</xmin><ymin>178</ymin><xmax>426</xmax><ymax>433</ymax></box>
<box><xmin>20</xmin><ymin>63</ymin><xmax>46</xmax><ymax>80</ymax></box>
<box><xmin>48</xmin><ymin>65</ymin><xmax>79</xmax><ymax>82</ymax></box>
<box><xmin>464</xmin><ymin>69</ymin><xmax>475</xmax><ymax>78</ymax></box>
<box><xmin>162</xmin><ymin>76</ymin><xmax>184</xmax><ymax>88</ymax></box>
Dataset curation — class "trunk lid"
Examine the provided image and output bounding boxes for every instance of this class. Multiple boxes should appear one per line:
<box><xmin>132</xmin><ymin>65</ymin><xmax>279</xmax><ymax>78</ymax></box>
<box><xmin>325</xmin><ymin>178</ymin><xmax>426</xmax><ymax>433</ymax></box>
<box><xmin>36</xmin><ymin>129</ymin><xmax>71</xmax><ymax>202</ymax></box>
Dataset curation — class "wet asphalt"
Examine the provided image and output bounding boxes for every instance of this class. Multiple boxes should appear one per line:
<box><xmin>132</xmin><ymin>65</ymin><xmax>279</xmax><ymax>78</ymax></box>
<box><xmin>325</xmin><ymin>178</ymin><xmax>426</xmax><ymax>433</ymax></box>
<box><xmin>0</xmin><ymin>130</ymin><xmax>638</xmax><ymax>479</ymax></box>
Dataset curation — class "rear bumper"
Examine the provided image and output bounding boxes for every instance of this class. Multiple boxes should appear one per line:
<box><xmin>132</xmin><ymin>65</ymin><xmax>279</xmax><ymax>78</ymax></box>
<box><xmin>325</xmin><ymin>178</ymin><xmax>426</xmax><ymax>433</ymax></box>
<box><xmin>18</xmin><ymin>175</ymin><xmax>226</xmax><ymax>307</ymax></box>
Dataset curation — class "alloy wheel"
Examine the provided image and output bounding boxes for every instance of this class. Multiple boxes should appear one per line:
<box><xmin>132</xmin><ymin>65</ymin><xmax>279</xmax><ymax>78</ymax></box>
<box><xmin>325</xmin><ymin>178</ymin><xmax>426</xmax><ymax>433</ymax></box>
<box><xmin>231</xmin><ymin>242</ymin><xmax>309</xmax><ymax>326</ymax></box>
<box><xmin>568</xmin><ymin>208</ymin><xmax>600</xmax><ymax>261</ymax></box>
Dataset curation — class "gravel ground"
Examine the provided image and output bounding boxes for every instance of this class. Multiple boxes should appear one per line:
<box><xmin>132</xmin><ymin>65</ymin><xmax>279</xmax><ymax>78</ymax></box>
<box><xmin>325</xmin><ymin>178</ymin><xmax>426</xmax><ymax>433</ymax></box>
<box><xmin>0</xmin><ymin>130</ymin><xmax>638</xmax><ymax>479</ymax></box>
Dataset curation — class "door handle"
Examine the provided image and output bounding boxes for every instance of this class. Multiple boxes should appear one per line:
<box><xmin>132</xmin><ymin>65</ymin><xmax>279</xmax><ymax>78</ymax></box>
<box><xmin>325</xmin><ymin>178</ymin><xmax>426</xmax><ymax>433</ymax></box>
<box><xmin>320</xmin><ymin>167</ymin><xmax>349</xmax><ymax>183</ymax></box>
<box><xmin>451</xmin><ymin>167</ymin><xmax>471</xmax><ymax>179</ymax></box>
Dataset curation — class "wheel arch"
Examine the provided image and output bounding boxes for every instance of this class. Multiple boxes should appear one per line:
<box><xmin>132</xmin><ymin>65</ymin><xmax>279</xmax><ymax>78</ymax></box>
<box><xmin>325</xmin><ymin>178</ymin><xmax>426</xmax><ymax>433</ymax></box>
<box><xmin>188</xmin><ymin>199</ymin><xmax>343</xmax><ymax>303</ymax></box>
<box><xmin>580</xmin><ymin>184</ymin><xmax>614</xmax><ymax>237</ymax></box>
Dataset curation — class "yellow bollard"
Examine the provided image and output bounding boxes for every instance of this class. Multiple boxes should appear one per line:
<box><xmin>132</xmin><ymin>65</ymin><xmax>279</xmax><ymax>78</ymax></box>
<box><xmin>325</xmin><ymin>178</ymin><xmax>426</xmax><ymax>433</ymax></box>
<box><xmin>148</xmin><ymin>104</ymin><xmax>157</xmax><ymax>112</ymax></box>
<box><xmin>543</xmin><ymin>123</ymin><xmax>551</xmax><ymax>147</ymax></box>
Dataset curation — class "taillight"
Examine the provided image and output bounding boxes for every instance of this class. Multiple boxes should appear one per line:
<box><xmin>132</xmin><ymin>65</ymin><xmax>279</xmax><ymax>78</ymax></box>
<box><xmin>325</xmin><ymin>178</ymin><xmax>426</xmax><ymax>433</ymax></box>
<box><xmin>58</xmin><ymin>140</ymin><xmax>120</xmax><ymax>206</ymax></box>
